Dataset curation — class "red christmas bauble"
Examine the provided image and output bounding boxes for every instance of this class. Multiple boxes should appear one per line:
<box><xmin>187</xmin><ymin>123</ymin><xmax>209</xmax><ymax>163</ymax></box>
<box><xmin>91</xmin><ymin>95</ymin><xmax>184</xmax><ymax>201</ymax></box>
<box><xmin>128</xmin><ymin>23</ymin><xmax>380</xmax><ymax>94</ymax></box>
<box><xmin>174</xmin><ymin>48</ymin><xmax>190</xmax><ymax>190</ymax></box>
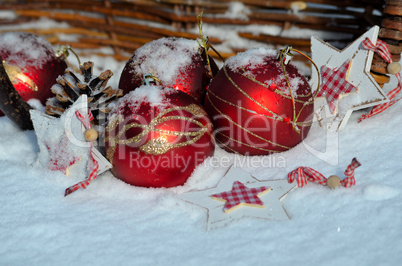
<box><xmin>105</xmin><ymin>85</ymin><xmax>215</xmax><ymax>188</ymax></box>
<box><xmin>118</xmin><ymin>37</ymin><xmax>219</xmax><ymax>103</ymax></box>
<box><xmin>0</xmin><ymin>32</ymin><xmax>67</xmax><ymax>116</ymax></box>
<box><xmin>204</xmin><ymin>48</ymin><xmax>314</xmax><ymax>156</ymax></box>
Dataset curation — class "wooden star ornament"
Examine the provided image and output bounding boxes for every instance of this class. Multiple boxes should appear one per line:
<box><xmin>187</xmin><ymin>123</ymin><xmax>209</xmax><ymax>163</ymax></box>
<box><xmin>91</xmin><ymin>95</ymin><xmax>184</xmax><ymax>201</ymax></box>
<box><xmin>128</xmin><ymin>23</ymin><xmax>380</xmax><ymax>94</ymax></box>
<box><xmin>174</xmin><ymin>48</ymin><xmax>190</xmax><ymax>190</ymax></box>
<box><xmin>211</xmin><ymin>181</ymin><xmax>272</xmax><ymax>213</ymax></box>
<box><xmin>31</xmin><ymin>95</ymin><xmax>111</xmax><ymax>192</ymax></box>
<box><xmin>310</xmin><ymin>26</ymin><xmax>389</xmax><ymax>131</ymax></box>
<box><xmin>317</xmin><ymin>59</ymin><xmax>357</xmax><ymax>114</ymax></box>
<box><xmin>178</xmin><ymin>166</ymin><xmax>296</xmax><ymax>230</ymax></box>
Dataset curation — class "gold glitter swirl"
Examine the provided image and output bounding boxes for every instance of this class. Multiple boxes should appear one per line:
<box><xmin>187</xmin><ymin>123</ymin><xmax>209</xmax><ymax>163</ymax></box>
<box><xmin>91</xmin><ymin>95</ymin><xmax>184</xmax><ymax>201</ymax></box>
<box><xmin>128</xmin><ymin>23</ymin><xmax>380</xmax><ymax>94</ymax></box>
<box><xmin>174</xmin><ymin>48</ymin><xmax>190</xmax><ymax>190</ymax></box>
<box><xmin>106</xmin><ymin>104</ymin><xmax>212</xmax><ymax>163</ymax></box>
<box><xmin>139</xmin><ymin>136</ymin><xmax>170</xmax><ymax>155</ymax></box>
<box><xmin>3</xmin><ymin>60</ymin><xmax>39</xmax><ymax>92</ymax></box>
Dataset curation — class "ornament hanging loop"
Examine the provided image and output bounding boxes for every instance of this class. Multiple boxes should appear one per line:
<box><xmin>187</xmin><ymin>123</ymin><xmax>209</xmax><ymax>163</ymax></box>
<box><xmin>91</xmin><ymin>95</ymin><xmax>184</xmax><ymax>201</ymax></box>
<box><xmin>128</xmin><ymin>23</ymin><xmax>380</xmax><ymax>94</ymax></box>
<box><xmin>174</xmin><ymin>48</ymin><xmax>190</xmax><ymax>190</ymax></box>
<box><xmin>197</xmin><ymin>12</ymin><xmax>213</xmax><ymax>78</ymax></box>
<box><xmin>142</xmin><ymin>74</ymin><xmax>162</xmax><ymax>86</ymax></box>
<box><xmin>277</xmin><ymin>46</ymin><xmax>321</xmax><ymax>134</ymax></box>
<box><xmin>56</xmin><ymin>45</ymin><xmax>82</xmax><ymax>71</ymax></box>
<box><xmin>278</xmin><ymin>46</ymin><xmax>294</xmax><ymax>65</ymax></box>
<box><xmin>196</xmin><ymin>12</ymin><xmax>223</xmax><ymax>78</ymax></box>
<box><xmin>278</xmin><ymin>46</ymin><xmax>299</xmax><ymax>133</ymax></box>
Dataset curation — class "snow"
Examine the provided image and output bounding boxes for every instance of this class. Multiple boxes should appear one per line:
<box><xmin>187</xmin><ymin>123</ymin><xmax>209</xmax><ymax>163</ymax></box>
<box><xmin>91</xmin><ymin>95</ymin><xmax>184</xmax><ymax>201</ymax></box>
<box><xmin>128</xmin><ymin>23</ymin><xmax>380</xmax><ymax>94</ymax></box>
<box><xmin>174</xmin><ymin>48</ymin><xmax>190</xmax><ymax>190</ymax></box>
<box><xmin>226</xmin><ymin>47</ymin><xmax>276</xmax><ymax>72</ymax></box>
<box><xmin>1</xmin><ymin>16</ymin><xmax>402</xmax><ymax>266</ymax></box>
<box><xmin>226</xmin><ymin>47</ymin><xmax>307</xmax><ymax>96</ymax></box>
<box><xmin>110</xmin><ymin>85</ymin><xmax>175</xmax><ymax>116</ymax></box>
<box><xmin>128</xmin><ymin>37</ymin><xmax>199</xmax><ymax>86</ymax></box>
<box><xmin>0</xmin><ymin>31</ymin><xmax>54</xmax><ymax>68</ymax></box>
<box><xmin>220</xmin><ymin>2</ymin><xmax>251</xmax><ymax>20</ymax></box>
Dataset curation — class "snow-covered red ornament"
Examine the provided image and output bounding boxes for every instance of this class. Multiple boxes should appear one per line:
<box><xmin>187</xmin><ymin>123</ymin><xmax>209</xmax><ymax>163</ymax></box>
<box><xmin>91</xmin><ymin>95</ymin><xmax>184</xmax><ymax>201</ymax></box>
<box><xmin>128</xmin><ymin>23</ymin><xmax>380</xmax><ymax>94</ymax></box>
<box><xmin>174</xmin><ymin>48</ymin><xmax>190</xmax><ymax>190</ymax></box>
<box><xmin>105</xmin><ymin>85</ymin><xmax>215</xmax><ymax>188</ymax></box>
<box><xmin>0</xmin><ymin>32</ymin><xmax>67</xmax><ymax>116</ymax></box>
<box><xmin>204</xmin><ymin>48</ymin><xmax>314</xmax><ymax>156</ymax></box>
<box><xmin>118</xmin><ymin>37</ymin><xmax>218</xmax><ymax>102</ymax></box>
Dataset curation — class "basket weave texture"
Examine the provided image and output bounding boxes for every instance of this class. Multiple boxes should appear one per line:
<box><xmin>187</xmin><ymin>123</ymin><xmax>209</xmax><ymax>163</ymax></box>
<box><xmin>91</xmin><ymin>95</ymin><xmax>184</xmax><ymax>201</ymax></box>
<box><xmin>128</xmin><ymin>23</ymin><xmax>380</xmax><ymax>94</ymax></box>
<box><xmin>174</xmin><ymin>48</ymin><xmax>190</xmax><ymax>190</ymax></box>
<box><xmin>0</xmin><ymin>0</ymin><xmax>385</xmax><ymax>62</ymax></box>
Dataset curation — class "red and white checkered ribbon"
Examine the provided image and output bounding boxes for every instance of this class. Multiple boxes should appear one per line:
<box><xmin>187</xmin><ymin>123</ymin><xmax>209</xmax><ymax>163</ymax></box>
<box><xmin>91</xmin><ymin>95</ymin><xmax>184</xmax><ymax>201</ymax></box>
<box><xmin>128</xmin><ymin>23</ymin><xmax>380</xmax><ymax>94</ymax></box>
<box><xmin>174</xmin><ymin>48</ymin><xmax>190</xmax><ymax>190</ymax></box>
<box><xmin>64</xmin><ymin>109</ymin><xmax>99</xmax><ymax>196</ymax></box>
<box><xmin>211</xmin><ymin>181</ymin><xmax>271</xmax><ymax>212</ymax></box>
<box><xmin>287</xmin><ymin>158</ymin><xmax>361</xmax><ymax>188</ymax></box>
<box><xmin>359</xmin><ymin>37</ymin><xmax>402</xmax><ymax>122</ymax></box>
<box><xmin>317</xmin><ymin>60</ymin><xmax>357</xmax><ymax>114</ymax></box>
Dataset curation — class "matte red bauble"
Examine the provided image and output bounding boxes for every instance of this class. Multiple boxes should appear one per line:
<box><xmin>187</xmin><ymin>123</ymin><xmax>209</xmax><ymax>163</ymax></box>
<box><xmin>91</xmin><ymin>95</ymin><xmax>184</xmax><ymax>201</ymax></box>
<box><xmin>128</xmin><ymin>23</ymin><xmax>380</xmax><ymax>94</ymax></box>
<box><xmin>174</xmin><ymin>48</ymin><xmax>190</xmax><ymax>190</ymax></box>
<box><xmin>204</xmin><ymin>48</ymin><xmax>314</xmax><ymax>156</ymax></box>
<box><xmin>105</xmin><ymin>85</ymin><xmax>215</xmax><ymax>188</ymax></box>
<box><xmin>0</xmin><ymin>32</ymin><xmax>67</xmax><ymax>116</ymax></box>
<box><xmin>118</xmin><ymin>37</ymin><xmax>219</xmax><ymax>102</ymax></box>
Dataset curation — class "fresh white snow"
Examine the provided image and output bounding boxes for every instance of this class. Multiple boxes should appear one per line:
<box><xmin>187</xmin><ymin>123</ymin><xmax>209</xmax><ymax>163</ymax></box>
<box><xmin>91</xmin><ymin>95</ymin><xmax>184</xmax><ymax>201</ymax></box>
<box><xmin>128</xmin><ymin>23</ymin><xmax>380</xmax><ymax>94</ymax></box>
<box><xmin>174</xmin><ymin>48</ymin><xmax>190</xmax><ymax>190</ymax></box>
<box><xmin>1</xmin><ymin>15</ymin><xmax>402</xmax><ymax>266</ymax></box>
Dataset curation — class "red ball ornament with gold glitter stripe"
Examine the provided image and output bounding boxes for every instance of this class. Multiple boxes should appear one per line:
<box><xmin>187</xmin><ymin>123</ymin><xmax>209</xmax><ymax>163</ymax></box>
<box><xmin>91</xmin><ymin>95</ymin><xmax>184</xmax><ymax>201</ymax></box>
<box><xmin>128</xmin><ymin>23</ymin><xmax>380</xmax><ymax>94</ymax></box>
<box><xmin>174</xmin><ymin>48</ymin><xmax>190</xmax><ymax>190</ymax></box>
<box><xmin>105</xmin><ymin>84</ymin><xmax>215</xmax><ymax>188</ymax></box>
<box><xmin>0</xmin><ymin>32</ymin><xmax>67</xmax><ymax>116</ymax></box>
<box><xmin>204</xmin><ymin>47</ymin><xmax>318</xmax><ymax>156</ymax></box>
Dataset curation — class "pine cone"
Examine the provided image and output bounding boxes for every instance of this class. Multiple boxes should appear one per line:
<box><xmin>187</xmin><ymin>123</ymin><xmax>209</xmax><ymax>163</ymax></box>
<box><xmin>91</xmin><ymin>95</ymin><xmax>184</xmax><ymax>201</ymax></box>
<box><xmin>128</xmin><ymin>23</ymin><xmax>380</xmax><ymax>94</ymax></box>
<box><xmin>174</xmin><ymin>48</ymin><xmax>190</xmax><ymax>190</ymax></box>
<box><xmin>45</xmin><ymin>61</ymin><xmax>123</xmax><ymax>125</ymax></box>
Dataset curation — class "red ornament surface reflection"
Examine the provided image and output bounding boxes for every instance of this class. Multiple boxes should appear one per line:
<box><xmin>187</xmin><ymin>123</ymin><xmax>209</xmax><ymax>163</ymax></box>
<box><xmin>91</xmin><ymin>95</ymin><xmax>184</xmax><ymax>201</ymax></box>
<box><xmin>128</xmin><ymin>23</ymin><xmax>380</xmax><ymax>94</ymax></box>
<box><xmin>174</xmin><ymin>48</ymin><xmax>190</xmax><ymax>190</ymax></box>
<box><xmin>204</xmin><ymin>52</ymin><xmax>314</xmax><ymax>156</ymax></box>
<box><xmin>0</xmin><ymin>32</ymin><xmax>67</xmax><ymax>116</ymax></box>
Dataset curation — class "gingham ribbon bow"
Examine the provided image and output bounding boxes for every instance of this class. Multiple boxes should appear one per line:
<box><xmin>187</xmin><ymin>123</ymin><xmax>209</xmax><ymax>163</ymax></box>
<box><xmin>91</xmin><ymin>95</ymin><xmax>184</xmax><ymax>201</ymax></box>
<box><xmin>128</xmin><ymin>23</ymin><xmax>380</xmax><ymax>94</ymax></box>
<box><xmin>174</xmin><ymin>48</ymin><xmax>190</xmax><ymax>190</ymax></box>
<box><xmin>359</xmin><ymin>37</ymin><xmax>402</xmax><ymax>121</ymax></box>
<box><xmin>288</xmin><ymin>158</ymin><xmax>361</xmax><ymax>188</ymax></box>
<box><xmin>64</xmin><ymin>109</ymin><xmax>99</xmax><ymax>196</ymax></box>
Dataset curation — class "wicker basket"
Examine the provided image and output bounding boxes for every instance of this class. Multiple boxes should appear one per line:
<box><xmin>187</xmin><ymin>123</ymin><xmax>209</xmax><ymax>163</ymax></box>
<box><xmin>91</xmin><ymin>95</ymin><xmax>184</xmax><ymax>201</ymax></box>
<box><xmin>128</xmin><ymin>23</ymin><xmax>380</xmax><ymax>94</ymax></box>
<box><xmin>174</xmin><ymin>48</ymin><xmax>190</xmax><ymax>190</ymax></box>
<box><xmin>0</xmin><ymin>0</ymin><xmax>385</xmax><ymax>64</ymax></box>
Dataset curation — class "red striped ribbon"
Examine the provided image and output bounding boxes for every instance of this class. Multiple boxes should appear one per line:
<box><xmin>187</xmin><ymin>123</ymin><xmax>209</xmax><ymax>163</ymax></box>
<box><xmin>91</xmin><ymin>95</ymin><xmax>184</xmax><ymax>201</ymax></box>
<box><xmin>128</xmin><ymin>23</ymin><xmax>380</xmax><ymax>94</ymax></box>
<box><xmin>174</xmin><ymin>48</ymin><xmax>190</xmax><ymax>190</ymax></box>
<box><xmin>64</xmin><ymin>109</ymin><xmax>99</xmax><ymax>196</ymax></box>
<box><xmin>359</xmin><ymin>37</ymin><xmax>402</xmax><ymax>122</ymax></box>
<box><xmin>287</xmin><ymin>158</ymin><xmax>361</xmax><ymax>188</ymax></box>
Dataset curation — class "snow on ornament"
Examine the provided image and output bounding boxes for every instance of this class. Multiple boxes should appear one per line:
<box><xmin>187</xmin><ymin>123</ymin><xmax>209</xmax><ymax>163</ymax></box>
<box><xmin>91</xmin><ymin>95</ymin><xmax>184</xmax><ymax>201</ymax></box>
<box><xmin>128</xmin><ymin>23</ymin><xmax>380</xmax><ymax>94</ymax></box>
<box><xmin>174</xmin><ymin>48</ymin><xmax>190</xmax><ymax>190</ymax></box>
<box><xmin>204</xmin><ymin>47</ymin><xmax>314</xmax><ymax>156</ymax></box>
<box><xmin>118</xmin><ymin>37</ymin><xmax>219</xmax><ymax>103</ymax></box>
<box><xmin>0</xmin><ymin>32</ymin><xmax>67</xmax><ymax>116</ymax></box>
<box><xmin>31</xmin><ymin>95</ymin><xmax>112</xmax><ymax>195</ymax></box>
<box><xmin>178</xmin><ymin>166</ymin><xmax>296</xmax><ymax>230</ymax></box>
<box><xmin>105</xmin><ymin>85</ymin><xmax>215</xmax><ymax>188</ymax></box>
<box><xmin>310</xmin><ymin>26</ymin><xmax>389</xmax><ymax>131</ymax></box>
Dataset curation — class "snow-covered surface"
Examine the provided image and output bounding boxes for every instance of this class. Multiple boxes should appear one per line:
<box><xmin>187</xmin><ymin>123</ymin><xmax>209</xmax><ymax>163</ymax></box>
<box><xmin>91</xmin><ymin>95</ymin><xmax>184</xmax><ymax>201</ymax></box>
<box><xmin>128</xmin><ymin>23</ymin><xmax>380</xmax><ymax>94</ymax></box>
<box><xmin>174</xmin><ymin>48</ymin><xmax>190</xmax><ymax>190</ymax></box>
<box><xmin>1</xmin><ymin>15</ymin><xmax>402</xmax><ymax>266</ymax></box>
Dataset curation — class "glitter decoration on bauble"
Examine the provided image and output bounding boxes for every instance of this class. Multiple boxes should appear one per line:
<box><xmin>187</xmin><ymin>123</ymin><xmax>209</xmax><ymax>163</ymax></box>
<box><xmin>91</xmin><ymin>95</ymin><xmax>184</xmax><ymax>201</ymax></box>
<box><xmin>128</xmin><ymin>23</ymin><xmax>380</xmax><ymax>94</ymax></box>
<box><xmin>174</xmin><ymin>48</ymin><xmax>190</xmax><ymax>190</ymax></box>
<box><xmin>105</xmin><ymin>85</ymin><xmax>215</xmax><ymax>188</ymax></box>
<box><xmin>0</xmin><ymin>32</ymin><xmax>67</xmax><ymax>116</ymax></box>
<box><xmin>118</xmin><ymin>37</ymin><xmax>219</xmax><ymax>102</ymax></box>
<box><xmin>204</xmin><ymin>47</ymin><xmax>314</xmax><ymax>156</ymax></box>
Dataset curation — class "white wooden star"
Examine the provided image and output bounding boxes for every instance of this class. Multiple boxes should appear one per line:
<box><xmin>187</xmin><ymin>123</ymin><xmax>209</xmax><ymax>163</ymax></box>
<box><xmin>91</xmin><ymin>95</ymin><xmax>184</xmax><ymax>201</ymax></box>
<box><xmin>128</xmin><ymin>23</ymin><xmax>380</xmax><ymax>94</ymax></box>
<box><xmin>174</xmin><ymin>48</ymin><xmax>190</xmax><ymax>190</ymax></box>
<box><xmin>178</xmin><ymin>166</ymin><xmax>296</xmax><ymax>230</ymax></box>
<box><xmin>31</xmin><ymin>95</ymin><xmax>111</xmax><ymax>180</ymax></box>
<box><xmin>310</xmin><ymin>26</ymin><xmax>389</xmax><ymax>131</ymax></box>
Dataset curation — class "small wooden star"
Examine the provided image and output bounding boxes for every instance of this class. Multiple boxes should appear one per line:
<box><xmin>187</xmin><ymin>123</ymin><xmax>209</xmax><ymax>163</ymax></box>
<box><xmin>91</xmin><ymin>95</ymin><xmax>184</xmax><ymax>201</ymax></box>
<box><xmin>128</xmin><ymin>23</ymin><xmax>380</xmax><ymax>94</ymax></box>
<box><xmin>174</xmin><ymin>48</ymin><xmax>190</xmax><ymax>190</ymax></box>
<box><xmin>317</xmin><ymin>60</ymin><xmax>357</xmax><ymax>114</ymax></box>
<box><xmin>211</xmin><ymin>181</ymin><xmax>271</xmax><ymax>213</ymax></box>
<box><xmin>178</xmin><ymin>166</ymin><xmax>296</xmax><ymax>230</ymax></box>
<box><xmin>310</xmin><ymin>26</ymin><xmax>389</xmax><ymax>131</ymax></box>
<box><xmin>45</xmin><ymin>137</ymin><xmax>80</xmax><ymax>175</ymax></box>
